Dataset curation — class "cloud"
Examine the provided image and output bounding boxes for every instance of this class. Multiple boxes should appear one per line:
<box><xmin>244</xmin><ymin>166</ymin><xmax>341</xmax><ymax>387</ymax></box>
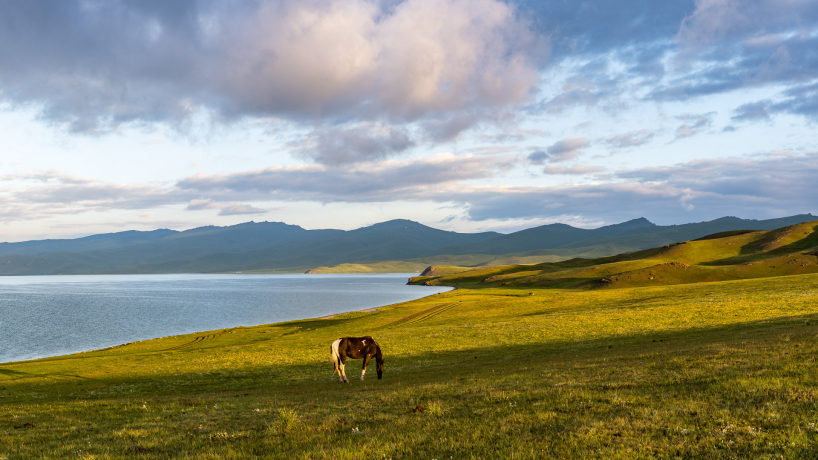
<box><xmin>218</xmin><ymin>203</ymin><xmax>267</xmax><ymax>216</ymax></box>
<box><xmin>604</xmin><ymin>129</ymin><xmax>655</xmax><ymax>148</ymax></box>
<box><xmin>142</xmin><ymin>137</ymin><xmax>173</xmax><ymax>145</ymax></box>
<box><xmin>1</xmin><ymin>151</ymin><xmax>817</xmax><ymax>227</ymax></box>
<box><xmin>0</xmin><ymin>153</ymin><xmax>515</xmax><ymax>223</ymax></box>
<box><xmin>478</xmin><ymin>128</ymin><xmax>547</xmax><ymax>143</ymax></box>
<box><xmin>526</xmin><ymin>138</ymin><xmax>591</xmax><ymax>167</ymax></box>
<box><xmin>458</xmin><ymin>152</ymin><xmax>818</xmax><ymax>222</ymax></box>
<box><xmin>177</xmin><ymin>152</ymin><xmax>514</xmax><ymax>202</ymax></box>
<box><xmin>185</xmin><ymin>198</ymin><xmax>220</xmax><ymax>211</ymax></box>
<box><xmin>767</xmin><ymin>82</ymin><xmax>818</xmax><ymax>120</ymax></box>
<box><xmin>675</xmin><ymin>0</ymin><xmax>744</xmax><ymax>53</ymax></box>
<box><xmin>522</xmin><ymin>0</ymin><xmax>691</xmax><ymax>58</ymax></box>
<box><xmin>293</xmin><ymin>124</ymin><xmax>416</xmax><ymax>165</ymax></box>
<box><xmin>2</xmin><ymin>171</ymin><xmax>94</xmax><ymax>185</ymax></box>
<box><xmin>527</xmin><ymin>150</ymin><xmax>549</xmax><ymax>165</ymax></box>
<box><xmin>173</xmin><ymin>150</ymin><xmax>817</xmax><ymax>223</ymax></box>
<box><xmin>4</xmin><ymin>0</ymin><xmax>818</xmax><ymax>143</ymax></box>
<box><xmin>543</xmin><ymin>165</ymin><xmax>606</xmax><ymax>175</ymax></box>
<box><xmin>673</xmin><ymin>113</ymin><xmax>714</xmax><ymax>139</ymax></box>
<box><xmin>732</xmin><ymin>99</ymin><xmax>772</xmax><ymax>121</ymax></box>
<box><xmin>545</xmin><ymin>137</ymin><xmax>589</xmax><ymax>162</ymax></box>
<box><xmin>675</xmin><ymin>0</ymin><xmax>818</xmax><ymax>54</ymax></box>
<box><xmin>0</xmin><ymin>0</ymin><xmax>541</xmax><ymax>142</ymax></box>
<box><xmin>615</xmin><ymin>154</ymin><xmax>818</xmax><ymax>208</ymax></box>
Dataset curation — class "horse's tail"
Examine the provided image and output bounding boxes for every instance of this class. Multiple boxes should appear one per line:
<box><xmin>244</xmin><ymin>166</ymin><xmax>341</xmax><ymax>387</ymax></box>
<box><xmin>330</xmin><ymin>339</ymin><xmax>342</xmax><ymax>376</ymax></box>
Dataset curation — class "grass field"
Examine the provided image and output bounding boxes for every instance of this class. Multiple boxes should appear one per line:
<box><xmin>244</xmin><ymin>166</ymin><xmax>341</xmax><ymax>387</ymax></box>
<box><xmin>3</xmin><ymin>223</ymin><xmax>818</xmax><ymax>458</ymax></box>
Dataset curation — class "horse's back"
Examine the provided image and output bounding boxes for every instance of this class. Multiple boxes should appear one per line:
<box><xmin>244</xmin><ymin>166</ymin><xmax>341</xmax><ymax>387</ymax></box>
<box><xmin>336</xmin><ymin>336</ymin><xmax>379</xmax><ymax>359</ymax></box>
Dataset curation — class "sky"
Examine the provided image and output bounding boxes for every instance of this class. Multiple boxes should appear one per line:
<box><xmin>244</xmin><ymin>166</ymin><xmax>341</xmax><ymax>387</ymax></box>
<box><xmin>0</xmin><ymin>0</ymin><xmax>817</xmax><ymax>242</ymax></box>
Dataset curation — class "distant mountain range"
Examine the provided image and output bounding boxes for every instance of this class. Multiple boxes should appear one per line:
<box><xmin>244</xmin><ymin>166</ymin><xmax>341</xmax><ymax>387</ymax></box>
<box><xmin>0</xmin><ymin>214</ymin><xmax>815</xmax><ymax>275</ymax></box>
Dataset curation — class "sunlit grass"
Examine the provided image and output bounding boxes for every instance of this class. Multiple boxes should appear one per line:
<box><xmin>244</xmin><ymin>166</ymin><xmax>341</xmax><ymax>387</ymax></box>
<box><xmin>1</xmin><ymin>269</ymin><xmax>818</xmax><ymax>458</ymax></box>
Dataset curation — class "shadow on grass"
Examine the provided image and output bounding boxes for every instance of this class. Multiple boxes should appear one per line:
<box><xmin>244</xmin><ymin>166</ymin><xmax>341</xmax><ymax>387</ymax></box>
<box><xmin>0</xmin><ymin>368</ymin><xmax>29</xmax><ymax>376</ymax></box>
<box><xmin>0</xmin><ymin>366</ymin><xmax>96</xmax><ymax>383</ymax></box>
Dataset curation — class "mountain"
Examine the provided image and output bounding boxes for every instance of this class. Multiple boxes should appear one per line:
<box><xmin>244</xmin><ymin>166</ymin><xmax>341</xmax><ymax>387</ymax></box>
<box><xmin>428</xmin><ymin>215</ymin><xmax>816</xmax><ymax>257</ymax></box>
<box><xmin>555</xmin><ymin>214</ymin><xmax>818</xmax><ymax>252</ymax></box>
<box><xmin>427</xmin><ymin>217</ymin><xmax>656</xmax><ymax>256</ymax></box>
<box><xmin>0</xmin><ymin>219</ymin><xmax>499</xmax><ymax>275</ymax></box>
<box><xmin>116</xmin><ymin>219</ymin><xmax>501</xmax><ymax>273</ymax></box>
<box><xmin>307</xmin><ymin>214</ymin><xmax>818</xmax><ymax>273</ymax></box>
<box><xmin>0</xmin><ymin>215</ymin><xmax>815</xmax><ymax>275</ymax></box>
<box><xmin>0</xmin><ymin>229</ymin><xmax>177</xmax><ymax>256</ymax></box>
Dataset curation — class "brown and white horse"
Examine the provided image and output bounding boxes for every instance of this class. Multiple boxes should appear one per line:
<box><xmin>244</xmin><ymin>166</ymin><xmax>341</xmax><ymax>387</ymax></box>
<box><xmin>330</xmin><ymin>336</ymin><xmax>384</xmax><ymax>383</ymax></box>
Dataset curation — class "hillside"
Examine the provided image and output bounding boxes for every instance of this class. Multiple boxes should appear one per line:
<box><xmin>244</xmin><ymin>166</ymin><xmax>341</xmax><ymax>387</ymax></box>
<box><xmin>410</xmin><ymin>220</ymin><xmax>818</xmax><ymax>290</ymax></box>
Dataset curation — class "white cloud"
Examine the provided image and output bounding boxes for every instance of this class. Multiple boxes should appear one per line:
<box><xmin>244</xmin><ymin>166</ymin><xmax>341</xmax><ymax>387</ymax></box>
<box><xmin>543</xmin><ymin>165</ymin><xmax>606</xmax><ymax>175</ymax></box>
<box><xmin>185</xmin><ymin>198</ymin><xmax>220</xmax><ymax>211</ymax></box>
<box><xmin>218</xmin><ymin>203</ymin><xmax>267</xmax><ymax>216</ymax></box>
<box><xmin>604</xmin><ymin>130</ymin><xmax>655</xmax><ymax>148</ymax></box>
<box><xmin>545</xmin><ymin>137</ymin><xmax>590</xmax><ymax>162</ymax></box>
<box><xmin>0</xmin><ymin>0</ymin><xmax>541</xmax><ymax>143</ymax></box>
<box><xmin>291</xmin><ymin>124</ymin><xmax>416</xmax><ymax>165</ymax></box>
<box><xmin>0</xmin><ymin>152</ymin><xmax>816</xmax><ymax>229</ymax></box>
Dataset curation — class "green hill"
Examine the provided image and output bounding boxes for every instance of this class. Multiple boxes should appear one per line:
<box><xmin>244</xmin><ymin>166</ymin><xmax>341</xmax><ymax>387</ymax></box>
<box><xmin>410</xmin><ymin>220</ymin><xmax>818</xmax><ymax>289</ymax></box>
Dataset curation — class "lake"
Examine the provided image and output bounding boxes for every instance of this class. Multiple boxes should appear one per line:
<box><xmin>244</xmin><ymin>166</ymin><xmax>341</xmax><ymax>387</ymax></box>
<box><xmin>0</xmin><ymin>273</ymin><xmax>451</xmax><ymax>363</ymax></box>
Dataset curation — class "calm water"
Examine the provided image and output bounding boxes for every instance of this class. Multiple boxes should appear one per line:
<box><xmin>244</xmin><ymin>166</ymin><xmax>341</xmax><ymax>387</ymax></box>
<box><xmin>0</xmin><ymin>273</ymin><xmax>450</xmax><ymax>363</ymax></box>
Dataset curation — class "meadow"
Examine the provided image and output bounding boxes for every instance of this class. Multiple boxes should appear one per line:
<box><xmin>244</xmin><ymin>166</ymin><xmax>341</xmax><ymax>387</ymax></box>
<box><xmin>2</xmin><ymin>223</ymin><xmax>818</xmax><ymax>458</ymax></box>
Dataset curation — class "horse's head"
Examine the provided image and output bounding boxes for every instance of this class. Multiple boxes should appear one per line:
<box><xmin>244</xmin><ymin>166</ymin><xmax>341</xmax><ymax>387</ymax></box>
<box><xmin>376</xmin><ymin>347</ymin><xmax>384</xmax><ymax>379</ymax></box>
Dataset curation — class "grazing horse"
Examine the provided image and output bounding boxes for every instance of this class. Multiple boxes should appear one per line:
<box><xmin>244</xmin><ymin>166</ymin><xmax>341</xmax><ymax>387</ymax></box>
<box><xmin>330</xmin><ymin>336</ymin><xmax>384</xmax><ymax>383</ymax></box>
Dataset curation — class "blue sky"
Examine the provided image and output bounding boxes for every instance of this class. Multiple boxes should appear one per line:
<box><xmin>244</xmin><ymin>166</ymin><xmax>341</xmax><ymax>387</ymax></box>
<box><xmin>0</xmin><ymin>0</ymin><xmax>816</xmax><ymax>241</ymax></box>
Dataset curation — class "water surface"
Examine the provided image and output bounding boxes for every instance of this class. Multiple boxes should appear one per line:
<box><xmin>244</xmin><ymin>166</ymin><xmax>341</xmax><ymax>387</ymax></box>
<box><xmin>0</xmin><ymin>273</ymin><xmax>450</xmax><ymax>363</ymax></box>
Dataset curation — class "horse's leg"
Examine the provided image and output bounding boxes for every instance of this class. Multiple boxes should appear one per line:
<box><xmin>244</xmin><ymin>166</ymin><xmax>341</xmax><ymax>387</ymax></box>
<box><xmin>341</xmin><ymin>356</ymin><xmax>350</xmax><ymax>383</ymax></box>
<box><xmin>361</xmin><ymin>355</ymin><xmax>371</xmax><ymax>381</ymax></box>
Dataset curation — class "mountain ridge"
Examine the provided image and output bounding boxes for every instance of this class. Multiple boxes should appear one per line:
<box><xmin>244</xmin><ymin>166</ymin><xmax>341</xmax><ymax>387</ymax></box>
<box><xmin>0</xmin><ymin>214</ymin><xmax>814</xmax><ymax>275</ymax></box>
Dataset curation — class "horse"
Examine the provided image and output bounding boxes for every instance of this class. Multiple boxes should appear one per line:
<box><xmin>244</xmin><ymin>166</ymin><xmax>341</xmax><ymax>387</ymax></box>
<box><xmin>330</xmin><ymin>336</ymin><xmax>384</xmax><ymax>383</ymax></box>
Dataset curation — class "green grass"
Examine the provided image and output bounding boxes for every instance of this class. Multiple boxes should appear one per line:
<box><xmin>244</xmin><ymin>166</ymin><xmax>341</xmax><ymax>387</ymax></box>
<box><xmin>3</xmin><ymin>223</ymin><xmax>818</xmax><ymax>458</ymax></box>
<box><xmin>3</xmin><ymin>273</ymin><xmax>818</xmax><ymax>458</ymax></box>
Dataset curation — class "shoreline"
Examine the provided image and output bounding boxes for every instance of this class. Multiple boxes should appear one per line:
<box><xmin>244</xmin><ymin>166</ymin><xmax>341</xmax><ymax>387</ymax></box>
<box><xmin>1</xmin><ymin>275</ymin><xmax>451</xmax><ymax>364</ymax></box>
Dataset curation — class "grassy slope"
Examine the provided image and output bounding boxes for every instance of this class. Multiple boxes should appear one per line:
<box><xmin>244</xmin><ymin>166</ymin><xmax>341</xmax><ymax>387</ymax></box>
<box><xmin>3</xmin><ymin>223</ymin><xmax>818</xmax><ymax>457</ymax></box>
<box><xmin>409</xmin><ymin>221</ymin><xmax>818</xmax><ymax>290</ymax></box>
